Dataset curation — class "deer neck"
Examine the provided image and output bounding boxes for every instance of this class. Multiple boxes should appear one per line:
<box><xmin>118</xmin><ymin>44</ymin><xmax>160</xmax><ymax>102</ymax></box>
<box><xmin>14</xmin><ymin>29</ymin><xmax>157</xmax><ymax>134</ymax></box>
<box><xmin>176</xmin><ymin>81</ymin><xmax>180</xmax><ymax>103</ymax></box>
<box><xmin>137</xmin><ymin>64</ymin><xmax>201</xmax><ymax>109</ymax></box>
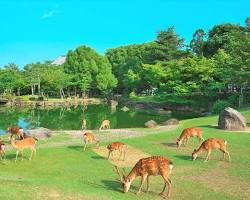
<box><xmin>195</xmin><ymin>145</ymin><xmax>204</xmax><ymax>155</ymax></box>
<box><xmin>126</xmin><ymin>168</ymin><xmax>137</xmax><ymax>182</ymax></box>
<box><xmin>10</xmin><ymin>139</ymin><xmax>18</xmax><ymax>149</ymax></box>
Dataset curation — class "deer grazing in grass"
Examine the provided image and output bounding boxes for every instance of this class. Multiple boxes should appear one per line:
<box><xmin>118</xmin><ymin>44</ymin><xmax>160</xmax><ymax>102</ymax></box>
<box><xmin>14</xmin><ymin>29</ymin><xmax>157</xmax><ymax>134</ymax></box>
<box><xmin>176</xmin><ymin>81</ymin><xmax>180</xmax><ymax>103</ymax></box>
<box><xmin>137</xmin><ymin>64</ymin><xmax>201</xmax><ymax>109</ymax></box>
<box><xmin>107</xmin><ymin>142</ymin><xmax>126</xmax><ymax>161</ymax></box>
<box><xmin>9</xmin><ymin>136</ymin><xmax>37</xmax><ymax>162</ymax></box>
<box><xmin>192</xmin><ymin>138</ymin><xmax>231</xmax><ymax>162</ymax></box>
<box><xmin>99</xmin><ymin>119</ymin><xmax>110</xmax><ymax>131</ymax></box>
<box><xmin>0</xmin><ymin>139</ymin><xmax>6</xmax><ymax>160</ymax></box>
<box><xmin>7</xmin><ymin>125</ymin><xmax>24</xmax><ymax>140</ymax></box>
<box><xmin>176</xmin><ymin>127</ymin><xmax>204</xmax><ymax>148</ymax></box>
<box><xmin>83</xmin><ymin>131</ymin><xmax>100</xmax><ymax>151</ymax></box>
<box><xmin>114</xmin><ymin>156</ymin><xmax>173</xmax><ymax>198</ymax></box>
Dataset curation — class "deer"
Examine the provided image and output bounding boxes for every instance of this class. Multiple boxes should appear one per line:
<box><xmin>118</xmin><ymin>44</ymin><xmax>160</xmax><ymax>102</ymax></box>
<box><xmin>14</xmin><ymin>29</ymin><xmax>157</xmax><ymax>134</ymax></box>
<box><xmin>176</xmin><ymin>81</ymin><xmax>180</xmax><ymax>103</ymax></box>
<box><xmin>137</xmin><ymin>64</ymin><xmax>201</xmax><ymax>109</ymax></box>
<box><xmin>82</xmin><ymin>118</ymin><xmax>87</xmax><ymax>130</ymax></box>
<box><xmin>114</xmin><ymin>156</ymin><xmax>173</xmax><ymax>198</ymax></box>
<box><xmin>176</xmin><ymin>127</ymin><xmax>204</xmax><ymax>148</ymax></box>
<box><xmin>107</xmin><ymin>142</ymin><xmax>126</xmax><ymax>161</ymax></box>
<box><xmin>99</xmin><ymin>119</ymin><xmax>110</xmax><ymax>131</ymax></box>
<box><xmin>0</xmin><ymin>139</ymin><xmax>6</xmax><ymax>160</ymax></box>
<box><xmin>9</xmin><ymin>136</ymin><xmax>37</xmax><ymax>162</ymax></box>
<box><xmin>192</xmin><ymin>138</ymin><xmax>231</xmax><ymax>162</ymax></box>
<box><xmin>83</xmin><ymin>131</ymin><xmax>100</xmax><ymax>151</ymax></box>
<box><xmin>7</xmin><ymin>125</ymin><xmax>24</xmax><ymax>140</ymax></box>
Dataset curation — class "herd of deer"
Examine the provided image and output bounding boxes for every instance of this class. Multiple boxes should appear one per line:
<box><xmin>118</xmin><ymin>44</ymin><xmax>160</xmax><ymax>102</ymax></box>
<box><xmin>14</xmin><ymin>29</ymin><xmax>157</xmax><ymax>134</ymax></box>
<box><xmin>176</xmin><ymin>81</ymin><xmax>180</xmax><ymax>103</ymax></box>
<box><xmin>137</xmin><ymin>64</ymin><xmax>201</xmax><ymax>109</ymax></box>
<box><xmin>82</xmin><ymin>125</ymin><xmax>231</xmax><ymax>198</ymax></box>
<box><xmin>0</xmin><ymin>120</ymin><xmax>231</xmax><ymax>198</ymax></box>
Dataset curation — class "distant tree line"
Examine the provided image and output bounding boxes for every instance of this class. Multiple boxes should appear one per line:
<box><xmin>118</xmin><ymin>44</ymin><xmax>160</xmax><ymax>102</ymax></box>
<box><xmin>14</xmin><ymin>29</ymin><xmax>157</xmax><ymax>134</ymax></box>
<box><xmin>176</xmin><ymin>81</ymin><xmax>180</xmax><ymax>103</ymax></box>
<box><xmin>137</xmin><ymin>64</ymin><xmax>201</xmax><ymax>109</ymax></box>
<box><xmin>0</xmin><ymin>17</ymin><xmax>249</xmax><ymax>102</ymax></box>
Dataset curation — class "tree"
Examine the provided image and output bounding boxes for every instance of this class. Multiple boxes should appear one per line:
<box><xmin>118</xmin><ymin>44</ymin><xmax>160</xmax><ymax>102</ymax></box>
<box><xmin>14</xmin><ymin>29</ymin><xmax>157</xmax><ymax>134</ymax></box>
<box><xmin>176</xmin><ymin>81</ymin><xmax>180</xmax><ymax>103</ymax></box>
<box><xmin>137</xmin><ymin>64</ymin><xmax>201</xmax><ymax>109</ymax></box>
<box><xmin>190</xmin><ymin>29</ymin><xmax>206</xmax><ymax>56</ymax></box>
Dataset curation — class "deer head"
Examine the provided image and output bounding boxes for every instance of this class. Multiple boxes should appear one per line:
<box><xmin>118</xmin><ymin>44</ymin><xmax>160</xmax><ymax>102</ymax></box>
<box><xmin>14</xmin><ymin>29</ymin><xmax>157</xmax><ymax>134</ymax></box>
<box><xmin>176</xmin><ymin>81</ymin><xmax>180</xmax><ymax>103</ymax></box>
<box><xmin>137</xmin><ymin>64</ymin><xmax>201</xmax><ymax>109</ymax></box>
<box><xmin>176</xmin><ymin>137</ymin><xmax>182</xmax><ymax>148</ymax></box>
<box><xmin>192</xmin><ymin>149</ymin><xmax>198</xmax><ymax>160</ymax></box>
<box><xmin>114</xmin><ymin>166</ymin><xmax>132</xmax><ymax>193</ymax></box>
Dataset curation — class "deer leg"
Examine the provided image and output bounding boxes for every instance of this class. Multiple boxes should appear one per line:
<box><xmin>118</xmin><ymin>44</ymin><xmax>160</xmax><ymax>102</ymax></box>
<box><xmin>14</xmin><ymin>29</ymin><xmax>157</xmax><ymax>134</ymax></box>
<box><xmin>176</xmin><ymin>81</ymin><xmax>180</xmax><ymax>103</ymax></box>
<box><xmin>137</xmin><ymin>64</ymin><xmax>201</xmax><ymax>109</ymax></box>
<box><xmin>15</xmin><ymin>150</ymin><xmax>19</xmax><ymax>163</ymax></box>
<box><xmin>204</xmin><ymin>150</ymin><xmax>211</xmax><ymax>162</ymax></box>
<box><xmin>160</xmin><ymin>176</ymin><xmax>172</xmax><ymax>198</ymax></box>
<box><xmin>136</xmin><ymin>176</ymin><xmax>147</xmax><ymax>195</ymax></box>
<box><xmin>224</xmin><ymin>150</ymin><xmax>231</xmax><ymax>162</ymax></box>
<box><xmin>107</xmin><ymin>151</ymin><xmax>111</xmax><ymax>160</ymax></box>
<box><xmin>83</xmin><ymin>140</ymin><xmax>88</xmax><ymax>151</ymax></box>
<box><xmin>146</xmin><ymin>176</ymin><xmax>150</xmax><ymax>193</ymax></box>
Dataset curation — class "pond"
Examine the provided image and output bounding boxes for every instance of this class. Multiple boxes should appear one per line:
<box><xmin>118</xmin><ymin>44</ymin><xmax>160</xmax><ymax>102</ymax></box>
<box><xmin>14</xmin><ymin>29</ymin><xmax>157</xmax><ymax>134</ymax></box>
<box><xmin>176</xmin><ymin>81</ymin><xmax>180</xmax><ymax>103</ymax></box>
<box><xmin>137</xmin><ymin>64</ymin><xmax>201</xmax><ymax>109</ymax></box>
<box><xmin>0</xmin><ymin>104</ymin><xmax>199</xmax><ymax>134</ymax></box>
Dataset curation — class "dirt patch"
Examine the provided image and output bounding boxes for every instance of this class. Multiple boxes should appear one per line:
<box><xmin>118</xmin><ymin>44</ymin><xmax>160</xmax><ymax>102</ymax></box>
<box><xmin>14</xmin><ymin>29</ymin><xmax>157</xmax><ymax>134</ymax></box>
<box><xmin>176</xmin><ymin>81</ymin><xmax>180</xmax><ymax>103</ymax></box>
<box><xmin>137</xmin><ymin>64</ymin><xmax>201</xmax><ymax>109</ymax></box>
<box><xmin>92</xmin><ymin>145</ymin><xmax>151</xmax><ymax>168</ymax></box>
<box><xmin>189</xmin><ymin>162</ymin><xmax>250</xmax><ymax>199</ymax></box>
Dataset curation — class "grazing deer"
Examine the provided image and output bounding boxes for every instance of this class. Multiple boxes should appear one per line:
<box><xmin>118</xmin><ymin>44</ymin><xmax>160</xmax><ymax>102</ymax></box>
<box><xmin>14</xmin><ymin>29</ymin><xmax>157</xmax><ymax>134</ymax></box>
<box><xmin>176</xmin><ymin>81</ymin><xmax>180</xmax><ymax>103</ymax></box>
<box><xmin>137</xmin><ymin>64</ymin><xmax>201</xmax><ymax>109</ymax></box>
<box><xmin>83</xmin><ymin>131</ymin><xmax>100</xmax><ymax>151</ymax></box>
<box><xmin>82</xmin><ymin>118</ymin><xmax>87</xmax><ymax>130</ymax></box>
<box><xmin>9</xmin><ymin>136</ymin><xmax>37</xmax><ymax>162</ymax></box>
<box><xmin>114</xmin><ymin>156</ymin><xmax>173</xmax><ymax>198</ymax></box>
<box><xmin>99</xmin><ymin>119</ymin><xmax>110</xmax><ymax>131</ymax></box>
<box><xmin>107</xmin><ymin>142</ymin><xmax>126</xmax><ymax>161</ymax></box>
<box><xmin>0</xmin><ymin>139</ymin><xmax>6</xmax><ymax>160</ymax></box>
<box><xmin>7</xmin><ymin>125</ymin><xmax>24</xmax><ymax>139</ymax></box>
<box><xmin>192</xmin><ymin>138</ymin><xmax>231</xmax><ymax>162</ymax></box>
<box><xmin>176</xmin><ymin>127</ymin><xmax>204</xmax><ymax>148</ymax></box>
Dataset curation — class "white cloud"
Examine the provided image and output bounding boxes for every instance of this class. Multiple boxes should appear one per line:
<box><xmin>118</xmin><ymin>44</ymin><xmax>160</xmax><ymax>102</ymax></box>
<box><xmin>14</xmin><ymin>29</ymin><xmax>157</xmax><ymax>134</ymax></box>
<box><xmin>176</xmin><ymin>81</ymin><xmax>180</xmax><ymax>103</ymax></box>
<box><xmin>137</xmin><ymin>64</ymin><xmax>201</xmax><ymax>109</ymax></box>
<box><xmin>41</xmin><ymin>10</ymin><xmax>56</xmax><ymax>19</ymax></box>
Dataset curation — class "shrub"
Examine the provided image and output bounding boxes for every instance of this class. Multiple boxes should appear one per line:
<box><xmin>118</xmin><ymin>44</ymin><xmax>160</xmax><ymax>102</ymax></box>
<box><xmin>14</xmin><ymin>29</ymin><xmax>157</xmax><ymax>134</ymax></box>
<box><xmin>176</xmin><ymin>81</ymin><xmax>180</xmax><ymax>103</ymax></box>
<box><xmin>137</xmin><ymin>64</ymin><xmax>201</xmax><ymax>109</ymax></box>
<box><xmin>212</xmin><ymin>100</ymin><xmax>231</xmax><ymax>114</ymax></box>
<box><xmin>29</xmin><ymin>97</ymin><xmax>36</xmax><ymax>101</ymax></box>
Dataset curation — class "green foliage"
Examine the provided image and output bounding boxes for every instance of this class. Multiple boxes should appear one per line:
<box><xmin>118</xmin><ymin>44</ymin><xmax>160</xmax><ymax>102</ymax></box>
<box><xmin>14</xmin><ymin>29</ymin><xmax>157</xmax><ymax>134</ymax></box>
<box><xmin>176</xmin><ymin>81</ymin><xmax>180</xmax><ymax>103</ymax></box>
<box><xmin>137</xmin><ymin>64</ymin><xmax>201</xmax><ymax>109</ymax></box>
<box><xmin>212</xmin><ymin>100</ymin><xmax>231</xmax><ymax>114</ymax></box>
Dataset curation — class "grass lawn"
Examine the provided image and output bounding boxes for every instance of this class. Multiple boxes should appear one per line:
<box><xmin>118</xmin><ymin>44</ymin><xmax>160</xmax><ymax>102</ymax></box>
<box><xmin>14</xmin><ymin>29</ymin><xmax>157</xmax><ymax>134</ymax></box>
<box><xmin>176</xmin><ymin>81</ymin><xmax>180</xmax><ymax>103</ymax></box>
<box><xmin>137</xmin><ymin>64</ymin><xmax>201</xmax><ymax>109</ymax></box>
<box><xmin>0</xmin><ymin>109</ymin><xmax>250</xmax><ymax>200</ymax></box>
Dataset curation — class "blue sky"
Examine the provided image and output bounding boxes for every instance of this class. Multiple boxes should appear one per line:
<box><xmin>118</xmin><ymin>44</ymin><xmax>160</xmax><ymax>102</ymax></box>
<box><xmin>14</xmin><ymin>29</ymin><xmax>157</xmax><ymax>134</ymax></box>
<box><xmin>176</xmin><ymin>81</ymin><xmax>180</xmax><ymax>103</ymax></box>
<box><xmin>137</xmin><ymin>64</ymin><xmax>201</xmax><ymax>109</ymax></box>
<box><xmin>0</xmin><ymin>0</ymin><xmax>249</xmax><ymax>67</ymax></box>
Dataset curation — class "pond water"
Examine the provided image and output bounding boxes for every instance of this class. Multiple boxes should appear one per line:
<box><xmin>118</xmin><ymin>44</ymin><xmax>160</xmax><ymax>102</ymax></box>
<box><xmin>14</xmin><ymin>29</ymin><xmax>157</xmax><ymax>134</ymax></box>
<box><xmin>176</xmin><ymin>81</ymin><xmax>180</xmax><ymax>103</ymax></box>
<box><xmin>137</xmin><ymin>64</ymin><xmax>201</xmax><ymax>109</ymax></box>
<box><xmin>0</xmin><ymin>104</ymin><xmax>199</xmax><ymax>134</ymax></box>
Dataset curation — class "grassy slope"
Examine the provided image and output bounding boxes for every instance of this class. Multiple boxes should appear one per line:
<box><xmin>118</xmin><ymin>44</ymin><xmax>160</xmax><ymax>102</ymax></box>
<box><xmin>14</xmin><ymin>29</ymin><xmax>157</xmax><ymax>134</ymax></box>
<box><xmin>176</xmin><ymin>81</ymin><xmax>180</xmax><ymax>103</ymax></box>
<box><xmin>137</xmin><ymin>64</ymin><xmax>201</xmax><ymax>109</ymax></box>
<box><xmin>0</xmin><ymin>110</ymin><xmax>250</xmax><ymax>200</ymax></box>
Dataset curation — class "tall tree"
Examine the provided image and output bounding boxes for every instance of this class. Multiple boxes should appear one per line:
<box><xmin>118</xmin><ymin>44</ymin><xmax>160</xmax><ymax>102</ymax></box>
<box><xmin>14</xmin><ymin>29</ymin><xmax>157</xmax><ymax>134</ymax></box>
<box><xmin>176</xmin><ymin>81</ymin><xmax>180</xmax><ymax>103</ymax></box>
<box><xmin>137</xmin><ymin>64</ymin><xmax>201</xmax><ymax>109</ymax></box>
<box><xmin>190</xmin><ymin>29</ymin><xmax>206</xmax><ymax>56</ymax></box>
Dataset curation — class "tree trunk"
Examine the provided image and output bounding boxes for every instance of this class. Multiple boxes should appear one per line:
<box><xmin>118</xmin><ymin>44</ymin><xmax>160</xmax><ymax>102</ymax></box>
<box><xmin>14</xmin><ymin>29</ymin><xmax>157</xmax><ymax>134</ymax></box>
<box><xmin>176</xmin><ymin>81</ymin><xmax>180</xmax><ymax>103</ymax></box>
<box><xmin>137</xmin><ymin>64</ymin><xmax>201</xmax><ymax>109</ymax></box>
<box><xmin>38</xmin><ymin>82</ymin><xmax>41</xmax><ymax>96</ymax></box>
<box><xmin>31</xmin><ymin>85</ymin><xmax>34</xmax><ymax>96</ymax></box>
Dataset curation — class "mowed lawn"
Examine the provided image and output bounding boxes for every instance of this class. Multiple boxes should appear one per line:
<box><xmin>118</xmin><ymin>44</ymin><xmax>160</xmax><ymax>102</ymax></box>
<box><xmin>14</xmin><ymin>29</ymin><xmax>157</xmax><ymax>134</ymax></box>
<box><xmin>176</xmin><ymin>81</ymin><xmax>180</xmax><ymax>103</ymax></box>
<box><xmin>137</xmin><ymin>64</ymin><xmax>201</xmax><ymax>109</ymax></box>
<box><xmin>0</xmin><ymin>109</ymin><xmax>250</xmax><ymax>200</ymax></box>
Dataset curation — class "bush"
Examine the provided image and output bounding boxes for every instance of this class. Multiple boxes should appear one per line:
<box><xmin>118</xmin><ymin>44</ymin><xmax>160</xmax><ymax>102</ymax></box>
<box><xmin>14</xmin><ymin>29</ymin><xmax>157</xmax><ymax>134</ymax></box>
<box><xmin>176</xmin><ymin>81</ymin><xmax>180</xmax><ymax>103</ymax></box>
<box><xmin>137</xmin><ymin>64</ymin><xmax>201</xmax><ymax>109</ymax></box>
<box><xmin>212</xmin><ymin>100</ymin><xmax>231</xmax><ymax>114</ymax></box>
<box><xmin>37</xmin><ymin>96</ymin><xmax>44</xmax><ymax>101</ymax></box>
<box><xmin>29</xmin><ymin>97</ymin><xmax>36</xmax><ymax>101</ymax></box>
<box><xmin>129</xmin><ymin>91</ymin><xmax>137</xmax><ymax>98</ymax></box>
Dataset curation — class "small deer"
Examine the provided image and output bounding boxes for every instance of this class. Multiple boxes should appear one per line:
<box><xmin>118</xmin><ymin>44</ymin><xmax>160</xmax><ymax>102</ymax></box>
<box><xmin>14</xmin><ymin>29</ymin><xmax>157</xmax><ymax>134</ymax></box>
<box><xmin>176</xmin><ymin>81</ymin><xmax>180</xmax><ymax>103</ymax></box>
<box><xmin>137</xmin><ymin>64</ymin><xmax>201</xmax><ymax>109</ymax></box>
<box><xmin>0</xmin><ymin>139</ymin><xmax>6</xmax><ymax>160</ymax></box>
<box><xmin>82</xmin><ymin>118</ymin><xmax>87</xmax><ymax>130</ymax></box>
<box><xmin>114</xmin><ymin>156</ymin><xmax>173</xmax><ymax>198</ymax></box>
<box><xmin>7</xmin><ymin>125</ymin><xmax>24</xmax><ymax>140</ymax></box>
<box><xmin>192</xmin><ymin>138</ymin><xmax>231</xmax><ymax>162</ymax></box>
<box><xmin>99</xmin><ymin>119</ymin><xmax>110</xmax><ymax>131</ymax></box>
<box><xmin>107</xmin><ymin>142</ymin><xmax>126</xmax><ymax>161</ymax></box>
<box><xmin>9</xmin><ymin>136</ymin><xmax>37</xmax><ymax>162</ymax></box>
<box><xmin>176</xmin><ymin>127</ymin><xmax>204</xmax><ymax>148</ymax></box>
<box><xmin>83</xmin><ymin>131</ymin><xmax>100</xmax><ymax>151</ymax></box>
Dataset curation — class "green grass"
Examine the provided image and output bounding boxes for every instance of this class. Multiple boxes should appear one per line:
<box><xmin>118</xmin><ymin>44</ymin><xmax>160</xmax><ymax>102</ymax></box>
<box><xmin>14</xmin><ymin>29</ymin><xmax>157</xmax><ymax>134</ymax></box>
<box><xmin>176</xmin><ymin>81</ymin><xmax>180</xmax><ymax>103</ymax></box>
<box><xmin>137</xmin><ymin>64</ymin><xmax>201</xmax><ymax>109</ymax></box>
<box><xmin>1</xmin><ymin>109</ymin><xmax>250</xmax><ymax>199</ymax></box>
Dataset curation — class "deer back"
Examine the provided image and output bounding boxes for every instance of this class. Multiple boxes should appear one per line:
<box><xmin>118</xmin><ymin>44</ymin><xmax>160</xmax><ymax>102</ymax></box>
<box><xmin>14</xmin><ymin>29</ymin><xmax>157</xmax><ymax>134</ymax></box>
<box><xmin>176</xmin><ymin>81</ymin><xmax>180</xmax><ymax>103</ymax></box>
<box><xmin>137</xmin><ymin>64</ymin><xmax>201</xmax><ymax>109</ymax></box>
<box><xmin>14</xmin><ymin>137</ymin><xmax>37</xmax><ymax>148</ymax></box>
<box><xmin>107</xmin><ymin>142</ymin><xmax>125</xmax><ymax>151</ymax></box>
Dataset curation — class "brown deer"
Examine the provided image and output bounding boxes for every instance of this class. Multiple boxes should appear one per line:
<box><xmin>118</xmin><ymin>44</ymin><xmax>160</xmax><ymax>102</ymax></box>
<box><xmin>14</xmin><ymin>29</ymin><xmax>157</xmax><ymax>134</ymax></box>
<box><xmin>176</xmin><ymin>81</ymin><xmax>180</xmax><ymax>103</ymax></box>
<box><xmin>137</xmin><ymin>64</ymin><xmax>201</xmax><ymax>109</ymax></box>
<box><xmin>176</xmin><ymin>127</ymin><xmax>204</xmax><ymax>148</ymax></box>
<box><xmin>107</xmin><ymin>142</ymin><xmax>126</xmax><ymax>161</ymax></box>
<box><xmin>192</xmin><ymin>138</ymin><xmax>231</xmax><ymax>162</ymax></box>
<box><xmin>9</xmin><ymin>136</ymin><xmax>37</xmax><ymax>162</ymax></box>
<box><xmin>7</xmin><ymin>125</ymin><xmax>24</xmax><ymax>139</ymax></box>
<box><xmin>99</xmin><ymin>119</ymin><xmax>110</xmax><ymax>131</ymax></box>
<box><xmin>0</xmin><ymin>139</ymin><xmax>6</xmax><ymax>160</ymax></box>
<box><xmin>83</xmin><ymin>131</ymin><xmax>100</xmax><ymax>151</ymax></box>
<box><xmin>82</xmin><ymin>118</ymin><xmax>87</xmax><ymax>130</ymax></box>
<box><xmin>114</xmin><ymin>156</ymin><xmax>173</xmax><ymax>198</ymax></box>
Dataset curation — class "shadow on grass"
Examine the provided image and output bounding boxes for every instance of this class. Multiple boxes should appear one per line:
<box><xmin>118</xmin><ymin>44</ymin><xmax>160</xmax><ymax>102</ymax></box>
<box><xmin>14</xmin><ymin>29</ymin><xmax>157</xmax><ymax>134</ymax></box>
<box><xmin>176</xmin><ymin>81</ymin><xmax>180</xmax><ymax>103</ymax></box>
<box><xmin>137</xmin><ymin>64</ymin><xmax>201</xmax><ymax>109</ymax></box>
<box><xmin>174</xmin><ymin>155</ymin><xmax>192</xmax><ymax>161</ymax></box>
<box><xmin>67</xmin><ymin>145</ymin><xmax>83</xmax><ymax>152</ymax></box>
<box><xmin>101</xmin><ymin>180</ymin><xmax>121</xmax><ymax>192</ymax></box>
<box><xmin>199</xmin><ymin>125</ymin><xmax>219</xmax><ymax>129</ymax></box>
<box><xmin>160</xmin><ymin>142</ymin><xmax>177</xmax><ymax>148</ymax></box>
<box><xmin>5</xmin><ymin>154</ymin><xmax>17</xmax><ymax>160</ymax></box>
<box><xmin>91</xmin><ymin>155</ymin><xmax>105</xmax><ymax>160</ymax></box>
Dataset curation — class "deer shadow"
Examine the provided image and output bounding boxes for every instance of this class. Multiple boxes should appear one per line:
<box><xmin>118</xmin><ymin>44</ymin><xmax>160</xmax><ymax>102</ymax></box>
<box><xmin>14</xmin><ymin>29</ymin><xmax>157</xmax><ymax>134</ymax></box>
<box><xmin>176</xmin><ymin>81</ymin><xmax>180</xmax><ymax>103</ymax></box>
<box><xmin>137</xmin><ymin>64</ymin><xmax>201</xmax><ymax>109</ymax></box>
<box><xmin>174</xmin><ymin>155</ymin><xmax>192</xmax><ymax>161</ymax></box>
<box><xmin>160</xmin><ymin>142</ymin><xmax>176</xmax><ymax>148</ymax></box>
<box><xmin>67</xmin><ymin>145</ymin><xmax>83</xmax><ymax>152</ymax></box>
<box><xmin>199</xmin><ymin>125</ymin><xmax>219</xmax><ymax>129</ymax></box>
<box><xmin>101</xmin><ymin>180</ymin><xmax>121</xmax><ymax>192</ymax></box>
<box><xmin>91</xmin><ymin>155</ymin><xmax>105</xmax><ymax>160</ymax></box>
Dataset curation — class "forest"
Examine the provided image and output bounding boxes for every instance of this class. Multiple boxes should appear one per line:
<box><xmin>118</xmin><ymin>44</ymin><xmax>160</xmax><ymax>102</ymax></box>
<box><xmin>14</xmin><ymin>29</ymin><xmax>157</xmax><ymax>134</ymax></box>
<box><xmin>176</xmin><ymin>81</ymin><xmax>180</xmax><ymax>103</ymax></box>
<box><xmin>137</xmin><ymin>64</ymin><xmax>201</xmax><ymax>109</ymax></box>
<box><xmin>0</xmin><ymin>17</ymin><xmax>249</xmax><ymax>110</ymax></box>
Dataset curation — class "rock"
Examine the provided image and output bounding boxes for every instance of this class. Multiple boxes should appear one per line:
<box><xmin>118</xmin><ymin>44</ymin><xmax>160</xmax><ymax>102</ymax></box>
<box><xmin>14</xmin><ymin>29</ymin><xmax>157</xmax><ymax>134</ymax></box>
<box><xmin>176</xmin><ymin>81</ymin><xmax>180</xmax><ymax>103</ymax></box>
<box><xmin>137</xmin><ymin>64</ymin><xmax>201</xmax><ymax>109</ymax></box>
<box><xmin>110</xmin><ymin>100</ymin><xmax>118</xmax><ymax>107</ymax></box>
<box><xmin>144</xmin><ymin>120</ymin><xmax>157</xmax><ymax>128</ymax></box>
<box><xmin>26</xmin><ymin>127</ymin><xmax>52</xmax><ymax>139</ymax></box>
<box><xmin>161</xmin><ymin>118</ymin><xmax>179</xmax><ymax>126</ymax></box>
<box><xmin>121</xmin><ymin>106</ymin><xmax>130</xmax><ymax>112</ymax></box>
<box><xmin>218</xmin><ymin>107</ymin><xmax>247</xmax><ymax>130</ymax></box>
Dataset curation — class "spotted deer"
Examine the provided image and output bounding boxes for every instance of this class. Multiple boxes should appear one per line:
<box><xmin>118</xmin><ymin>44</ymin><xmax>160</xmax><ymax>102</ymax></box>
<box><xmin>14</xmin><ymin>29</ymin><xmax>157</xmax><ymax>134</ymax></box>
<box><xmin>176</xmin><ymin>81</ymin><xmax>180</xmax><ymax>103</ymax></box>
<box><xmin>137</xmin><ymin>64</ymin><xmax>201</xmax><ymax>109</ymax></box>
<box><xmin>176</xmin><ymin>127</ymin><xmax>204</xmax><ymax>148</ymax></box>
<box><xmin>192</xmin><ymin>138</ymin><xmax>231</xmax><ymax>162</ymax></box>
<box><xmin>99</xmin><ymin>119</ymin><xmax>110</xmax><ymax>131</ymax></box>
<box><xmin>9</xmin><ymin>136</ymin><xmax>37</xmax><ymax>162</ymax></box>
<box><xmin>7</xmin><ymin>125</ymin><xmax>24</xmax><ymax>140</ymax></box>
<box><xmin>83</xmin><ymin>131</ymin><xmax>100</xmax><ymax>151</ymax></box>
<box><xmin>0</xmin><ymin>139</ymin><xmax>6</xmax><ymax>160</ymax></box>
<box><xmin>107</xmin><ymin>141</ymin><xmax>126</xmax><ymax>161</ymax></box>
<box><xmin>114</xmin><ymin>156</ymin><xmax>173</xmax><ymax>198</ymax></box>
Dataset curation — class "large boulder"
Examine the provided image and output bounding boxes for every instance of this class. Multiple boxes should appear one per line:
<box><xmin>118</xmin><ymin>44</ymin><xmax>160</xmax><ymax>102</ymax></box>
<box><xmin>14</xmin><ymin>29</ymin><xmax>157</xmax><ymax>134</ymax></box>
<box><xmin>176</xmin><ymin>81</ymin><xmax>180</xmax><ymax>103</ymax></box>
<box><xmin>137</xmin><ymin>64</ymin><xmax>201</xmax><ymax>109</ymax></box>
<box><xmin>218</xmin><ymin>107</ymin><xmax>247</xmax><ymax>130</ymax></box>
<box><xmin>144</xmin><ymin>120</ymin><xmax>157</xmax><ymax>128</ymax></box>
<box><xmin>26</xmin><ymin>127</ymin><xmax>52</xmax><ymax>139</ymax></box>
<box><xmin>161</xmin><ymin>118</ymin><xmax>179</xmax><ymax>126</ymax></box>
